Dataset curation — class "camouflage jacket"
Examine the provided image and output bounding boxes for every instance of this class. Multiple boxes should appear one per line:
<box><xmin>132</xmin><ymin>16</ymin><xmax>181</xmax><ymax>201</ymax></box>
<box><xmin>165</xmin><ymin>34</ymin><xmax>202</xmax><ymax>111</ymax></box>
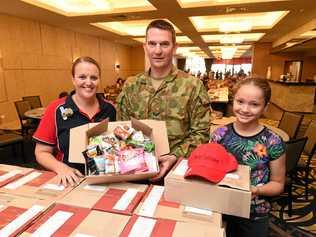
<box><xmin>117</xmin><ymin>67</ymin><xmax>210</xmax><ymax>158</ymax></box>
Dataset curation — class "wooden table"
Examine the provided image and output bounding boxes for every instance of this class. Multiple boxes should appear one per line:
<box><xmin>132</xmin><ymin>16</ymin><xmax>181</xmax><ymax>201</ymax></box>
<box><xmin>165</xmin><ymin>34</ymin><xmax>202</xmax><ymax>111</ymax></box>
<box><xmin>211</xmin><ymin>116</ymin><xmax>289</xmax><ymax>141</ymax></box>
<box><xmin>24</xmin><ymin>107</ymin><xmax>45</xmax><ymax>120</ymax></box>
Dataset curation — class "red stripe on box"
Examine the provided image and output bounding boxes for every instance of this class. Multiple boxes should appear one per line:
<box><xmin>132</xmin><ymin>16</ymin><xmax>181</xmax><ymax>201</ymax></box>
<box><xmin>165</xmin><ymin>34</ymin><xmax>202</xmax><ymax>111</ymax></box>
<box><xmin>25</xmin><ymin>203</ymin><xmax>90</xmax><ymax>236</ymax></box>
<box><xmin>93</xmin><ymin>188</ymin><xmax>143</xmax><ymax>215</ymax></box>
<box><xmin>151</xmin><ymin>218</ymin><xmax>176</xmax><ymax>237</ymax></box>
<box><xmin>0</xmin><ymin>206</ymin><xmax>26</xmax><ymax>229</ymax></box>
<box><xmin>159</xmin><ymin>196</ymin><xmax>180</xmax><ymax>208</ymax></box>
<box><xmin>26</xmin><ymin>171</ymin><xmax>56</xmax><ymax>187</ymax></box>
<box><xmin>120</xmin><ymin>215</ymin><xmax>176</xmax><ymax>237</ymax></box>
<box><xmin>119</xmin><ymin>215</ymin><xmax>139</xmax><ymax>237</ymax></box>
<box><xmin>0</xmin><ymin>173</ymin><xmax>25</xmax><ymax>187</ymax></box>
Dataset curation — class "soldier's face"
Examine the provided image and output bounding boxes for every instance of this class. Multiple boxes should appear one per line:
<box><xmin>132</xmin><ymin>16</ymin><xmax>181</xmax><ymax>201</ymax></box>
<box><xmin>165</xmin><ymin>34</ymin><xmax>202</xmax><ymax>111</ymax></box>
<box><xmin>144</xmin><ymin>28</ymin><xmax>177</xmax><ymax>72</ymax></box>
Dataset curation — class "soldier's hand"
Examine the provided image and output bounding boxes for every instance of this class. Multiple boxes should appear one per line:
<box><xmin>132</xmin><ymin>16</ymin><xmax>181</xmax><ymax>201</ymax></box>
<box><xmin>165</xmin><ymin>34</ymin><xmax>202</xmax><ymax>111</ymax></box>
<box><xmin>150</xmin><ymin>154</ymin><xmax>177</xmax><ymax>182</ymax></box>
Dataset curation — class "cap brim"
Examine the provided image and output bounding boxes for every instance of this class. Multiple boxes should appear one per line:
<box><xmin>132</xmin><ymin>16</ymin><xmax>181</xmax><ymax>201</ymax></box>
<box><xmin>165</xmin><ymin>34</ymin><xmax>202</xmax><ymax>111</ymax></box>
<box><xmin>184</xmin><ymin>165</ymin><xmax>225</xmax><ymax>183</ymax></box>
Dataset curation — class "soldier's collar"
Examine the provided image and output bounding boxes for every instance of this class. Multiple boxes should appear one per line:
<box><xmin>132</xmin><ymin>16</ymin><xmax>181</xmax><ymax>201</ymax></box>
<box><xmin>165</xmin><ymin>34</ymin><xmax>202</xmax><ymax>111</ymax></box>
<box><xmin>141</xmin><ymin>66</ymin><xmax>178</xmax><ymax>83</ymax></box>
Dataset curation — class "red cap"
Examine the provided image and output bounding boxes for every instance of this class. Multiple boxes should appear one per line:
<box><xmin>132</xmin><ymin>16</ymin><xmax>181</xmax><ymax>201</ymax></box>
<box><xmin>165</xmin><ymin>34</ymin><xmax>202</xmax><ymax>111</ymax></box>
<box><xmin>185</xmin><ymin>143</ymin><xmax>238</xmax><ymax>183</ymax></box>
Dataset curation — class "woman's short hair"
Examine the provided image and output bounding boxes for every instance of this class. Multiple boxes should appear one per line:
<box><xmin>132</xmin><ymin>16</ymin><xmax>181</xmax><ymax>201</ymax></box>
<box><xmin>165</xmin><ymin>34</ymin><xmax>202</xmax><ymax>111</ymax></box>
<box><xmin>71</xmin><ymin>56</ymin><xmax>101</xmax><ymax>77</ymax></box>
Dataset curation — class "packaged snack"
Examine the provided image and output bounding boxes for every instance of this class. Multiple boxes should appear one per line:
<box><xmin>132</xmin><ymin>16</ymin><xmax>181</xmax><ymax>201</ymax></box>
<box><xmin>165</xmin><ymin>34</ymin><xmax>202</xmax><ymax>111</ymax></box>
<box><xmin>94</xmin><ymin>155</ymin><xmax>105</xmax><ymax>174</ymax></box>
<box><xmin>114</xmin><ymin>125</ymin><xmax>134</xmax><ymax>140</ymax></box>
<box><xmin>118</xmin><ymin>148</ymin><xmax>147</xmax><ymax>174</ymax></box>
<box><xmin>131</xmin><ymin>131</ymin><xmax>145</xmax><ymax>143</ymax></box>
<box><xmin>82</xmin><ymin>149</ymin><xmax>98</xmax><ymax>175</ymax></box>
<box><xmin>104</xmin><ymin>152</ymin><xmax>116</xmax><ymax>174</ymax></box>
<box><xmin>86</xmin><ymin>144</ymin><xmax>103</xmax><ymax>158</ymax></box>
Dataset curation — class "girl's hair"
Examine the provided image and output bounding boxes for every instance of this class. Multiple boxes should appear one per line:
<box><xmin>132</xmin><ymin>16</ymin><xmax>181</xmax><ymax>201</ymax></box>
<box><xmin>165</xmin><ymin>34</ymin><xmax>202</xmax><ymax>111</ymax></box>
<box><xmin>71</xmin><ymin>56</ymin><xmax>101</xmax><ymax>77</ymax></box>
<box><xmin>232</xmin><ymin>77</ymin><xmax>271</xmax><ymax>105</ymax></box>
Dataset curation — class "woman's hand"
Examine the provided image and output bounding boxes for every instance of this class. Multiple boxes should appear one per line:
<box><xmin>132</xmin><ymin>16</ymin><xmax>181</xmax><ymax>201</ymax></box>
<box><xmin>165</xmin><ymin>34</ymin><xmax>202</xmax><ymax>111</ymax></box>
<box><xmin>251</xmin><ymin>185</ymin><xmax>261</xmax><ymax>199</ymax></box>
<box><xmin>55</xmin><ymin>163</ymin><xmax>83</xmax><ymax>187</ymax></box>
<box><xmin>35</xmin><ymin>143</ymin><xmax>83</xmax><ymax>187</ymax></box>
<box><xmin>150</xmin><ymin>154</ymin><xmax>177</xmax><ymax>182</ymax></box>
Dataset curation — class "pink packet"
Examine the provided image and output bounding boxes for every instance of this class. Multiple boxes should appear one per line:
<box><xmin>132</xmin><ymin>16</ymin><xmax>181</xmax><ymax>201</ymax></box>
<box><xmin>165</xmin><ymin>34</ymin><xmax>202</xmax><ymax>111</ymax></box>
<box><xmin>118</xmin><ymin>148</ymin><xmax>148</xmax><ymax>174</ymax></box>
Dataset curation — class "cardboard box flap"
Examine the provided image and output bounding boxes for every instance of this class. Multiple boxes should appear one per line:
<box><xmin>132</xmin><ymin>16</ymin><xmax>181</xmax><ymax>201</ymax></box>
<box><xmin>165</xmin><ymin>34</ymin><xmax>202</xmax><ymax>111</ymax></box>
<box><xmin>218</xmin><ymin>165</ymin><xmax>250</xmax><ymax>191</ymax></box>
<box><xmin>86</xmin><ymin>119</ymin><xmax>108</xmax><ymax>138</ymax></box>
<box><xmin>131</xmin><ymin>118</ymin><xmax>152</xmax><ymax>137</ymax></box>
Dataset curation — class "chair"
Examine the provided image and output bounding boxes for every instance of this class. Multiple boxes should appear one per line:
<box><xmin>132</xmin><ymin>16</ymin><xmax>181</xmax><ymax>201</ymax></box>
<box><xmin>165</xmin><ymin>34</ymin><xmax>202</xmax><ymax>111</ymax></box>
<box><xmin>14</xmin><ymin>100</ymin><xmax>37</xmax><ymax>136</ymax></box>
<box><xmin>22</xmin><ymin>95</ymin><xmax>42</xmax><ymax>109</ymax></box>
<box><xmin>0</xmin><ymin>130</ymin><xmax>25</xmax><ymax>163</ymax></box>
<box><xmin>284</xmin><ymin>137</ymin><xmax>308</xmax><ymax>216</ymax></box>
<box><xmin>296</xmin><ymin>120</ymin><xmax>316</xmax><ymax>199</ymax></box>
<box><xmin>278</xmin><ymin>112</ymin><xmax>303</xmax><ymax>139</ymax></box>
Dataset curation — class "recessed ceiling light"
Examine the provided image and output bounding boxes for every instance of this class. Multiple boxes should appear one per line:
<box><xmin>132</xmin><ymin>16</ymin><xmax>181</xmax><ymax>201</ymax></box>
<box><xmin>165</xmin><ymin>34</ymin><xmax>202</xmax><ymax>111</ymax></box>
<box><xmin>202</xmin><ymin>33</ymin><xmax>264</xmax><ymax>44</ymax></box>
<box><xmin>190</xmin><ymin>11</ymin><xmax>289</xmax><ymax>33</ymax></box>
<box><xmin>21</xmin><ymin>0</ymin><xmax>155</xmax><ymax>16</ymax></box>
<box><xmin>134</xmin><ymin>36</ymin><xmax>192</xmax><ymax>43</ymax></box>
<box><xmin>92</xmin><ymin>19</ymin><xmax>181</xmax><ymax>36</ymax></box>
<box><xmin>177</xmin><ymin>0</ymin><xmax>288</xmax><ymax>8</ymax></box>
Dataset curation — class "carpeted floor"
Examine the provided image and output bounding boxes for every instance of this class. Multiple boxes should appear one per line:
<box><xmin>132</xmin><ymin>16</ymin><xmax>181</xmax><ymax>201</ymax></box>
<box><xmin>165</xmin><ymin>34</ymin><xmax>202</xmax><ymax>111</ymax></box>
<box><xmin>269</xmin><ymin>160</ymin><xmax>316</xmax><ymax>237</ymax></box>
<box><xmin>0</xmin><ymin>133</ymin><xmax>315</xmax><ymax>236</ymax></box>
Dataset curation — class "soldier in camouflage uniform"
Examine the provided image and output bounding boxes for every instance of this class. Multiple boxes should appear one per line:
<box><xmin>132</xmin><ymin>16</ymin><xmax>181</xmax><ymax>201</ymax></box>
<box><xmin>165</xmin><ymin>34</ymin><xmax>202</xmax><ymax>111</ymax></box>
<box><xmin>117</xmin><ymin>19</ymin><xmax>210</xmax><ymax>181</ymax></box>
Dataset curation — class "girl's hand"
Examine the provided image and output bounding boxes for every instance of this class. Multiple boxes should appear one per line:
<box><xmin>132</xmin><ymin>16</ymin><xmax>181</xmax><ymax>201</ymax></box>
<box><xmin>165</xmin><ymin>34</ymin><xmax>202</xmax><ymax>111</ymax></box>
<box><xmin>251</xmin><ymin>185</ymin><xmax>261</xmax><ymax>199</ymax></box>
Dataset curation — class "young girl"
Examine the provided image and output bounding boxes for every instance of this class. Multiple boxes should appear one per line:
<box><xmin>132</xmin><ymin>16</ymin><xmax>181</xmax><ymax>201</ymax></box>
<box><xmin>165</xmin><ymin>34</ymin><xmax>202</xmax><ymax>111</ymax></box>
<box><xmin>210</xmin><ymin>78</ymin><xmax>286</xmax><ymax>237</ymax></box>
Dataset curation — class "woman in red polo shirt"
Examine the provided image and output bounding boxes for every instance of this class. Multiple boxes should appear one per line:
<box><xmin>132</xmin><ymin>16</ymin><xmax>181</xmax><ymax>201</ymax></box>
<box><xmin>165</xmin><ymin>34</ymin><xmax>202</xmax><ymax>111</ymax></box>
<box><xmin>33</xmin><ymin>56</ymin><xmax>116</xmax><ymax>187</ymax></box>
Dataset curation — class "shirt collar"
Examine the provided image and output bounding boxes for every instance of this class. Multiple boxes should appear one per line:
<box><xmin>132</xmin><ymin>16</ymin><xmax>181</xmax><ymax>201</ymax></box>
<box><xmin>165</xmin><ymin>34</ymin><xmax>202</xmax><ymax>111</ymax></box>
<box><xmin>140</xmin><ymin>66</ymin><xmax>179</xmax><ymax>84</ymax></box>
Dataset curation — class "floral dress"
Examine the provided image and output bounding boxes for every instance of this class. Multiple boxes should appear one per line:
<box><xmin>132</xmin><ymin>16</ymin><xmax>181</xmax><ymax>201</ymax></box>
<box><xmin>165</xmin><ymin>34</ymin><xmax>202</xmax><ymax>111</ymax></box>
<box><xmin>210</xmin><ymin>123</ymin><xmax>285</xmax><ymax>217</ymax></box>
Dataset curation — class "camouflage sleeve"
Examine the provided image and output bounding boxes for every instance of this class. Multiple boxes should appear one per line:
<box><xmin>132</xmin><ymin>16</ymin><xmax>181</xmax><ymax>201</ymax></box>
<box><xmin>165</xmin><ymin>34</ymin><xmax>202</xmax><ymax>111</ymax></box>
<box><xmin>170</xmin><ymin>80</ymin><xmax>210</xmax><ymax>158</ymax></box>
<box><xmin>116</xmin><ymin>81</ymin><xmax>132</xmax><ymax>121</ymax></box>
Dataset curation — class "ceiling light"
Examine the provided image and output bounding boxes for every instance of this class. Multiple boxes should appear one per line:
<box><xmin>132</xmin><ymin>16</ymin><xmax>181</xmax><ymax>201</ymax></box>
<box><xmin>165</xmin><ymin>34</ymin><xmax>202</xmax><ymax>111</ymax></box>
<box><xmin>202</xmin><ymin>33</ymin><xmax>264</xmax><ymax>44</ymax></box>
<box><xmin>92</xmin><ymin>19</ymin><xmax>181</xmax><ymax>36</ymax></box>
<box><xmin>177</xmin><ymin>0</ymin><xmax>287</xmax><ymax>8</ymax></box>
<box><xmin>219</xmin><ymin>20</ymin><xmax>252</xmax><ymax>33</ymax></box>
<box><xmin>190</xmin><ymin>11</ymin><xmax>289</xmax><ymax>32</ymax></box>
<box><xmin>21</xmin><ymin>0</ymin><xmax>155</xmax><ymax>16</ymax></box>
<box><xmin>220</xmin><ymin>35</ymin><xmax>244</xmax><ymax>44</ymax></box>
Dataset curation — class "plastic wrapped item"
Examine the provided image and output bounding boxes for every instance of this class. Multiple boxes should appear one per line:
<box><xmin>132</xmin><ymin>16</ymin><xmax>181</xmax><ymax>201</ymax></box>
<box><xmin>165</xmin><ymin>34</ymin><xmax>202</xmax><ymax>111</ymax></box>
<box><xmin>118</xmin><ymin>148</ymin><xmax>147</xmax><ymax>174</ymax></box>
<box><xmin>114</xmin><ymin>125</ymin><xmax>134</xmax><ymax>140</ymax></box>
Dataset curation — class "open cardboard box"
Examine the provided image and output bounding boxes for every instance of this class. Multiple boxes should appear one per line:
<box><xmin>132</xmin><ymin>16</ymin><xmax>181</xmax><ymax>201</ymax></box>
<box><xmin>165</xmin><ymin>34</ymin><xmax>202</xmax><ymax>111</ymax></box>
<box><xmin>164</xmin><ymin>159</ymin><xmax>252</xmax><ymax>218</ymax></box>
<box><xmin>69</xmin><ymin>118</ymin><xmax>169</xmax><ymax>184</ymax></box>
<box><xmin>134</xmin><ymin>185</ymin><xmax>222</xmax><ymax>228</ymax></box>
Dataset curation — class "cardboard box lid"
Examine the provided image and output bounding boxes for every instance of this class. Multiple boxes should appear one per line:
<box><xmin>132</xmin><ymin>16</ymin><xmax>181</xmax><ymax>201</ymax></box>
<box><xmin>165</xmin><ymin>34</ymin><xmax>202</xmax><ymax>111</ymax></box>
<box><xmin>121</xmin><ymin>215</ymin><xmax>225</xmax><ymax>237</ymax></box>
<box><xmin>170</xmin><ymin>159</ymin><xmax>250</xmax><ymax>191</ymax></box>
<box><xmin>58</xmin><ymin>181</ymin><xmax>148</xmax><ymax>211</ymax></box>
<box><xmin>69</xmin><ymin>118</ymin><xmax>169</xmax><ymax>164</ymax></box>
<box><xmin>70</xmin><ymin>211</ymin><xmax>130</xmax><ymax>237</ymax></box>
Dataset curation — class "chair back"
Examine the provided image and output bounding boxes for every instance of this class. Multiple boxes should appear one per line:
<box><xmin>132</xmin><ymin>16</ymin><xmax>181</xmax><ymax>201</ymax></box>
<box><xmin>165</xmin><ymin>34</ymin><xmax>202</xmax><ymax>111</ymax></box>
<box><xmin>285</xmin><ymin>137</ymin><xmax>308</xmax><ymax>174</ymax></box>
<box><xmin>278</xmin><ymin>112</ymin><xmax>303</xmax><ymax>139</ymax></box>
<box><xmin>303</xmin><ymin>120</ymin><xmax>316</xmax><ymax>155</ymax></box>
<box><xmin>22</xmin><ymin>95</ymin><xmax>42</xmax><ymax>109</ymax></box>
<box><xmin>14</xmin><ymin>100</ymin><xmax>32</xmax><ymax>121</ymax></box>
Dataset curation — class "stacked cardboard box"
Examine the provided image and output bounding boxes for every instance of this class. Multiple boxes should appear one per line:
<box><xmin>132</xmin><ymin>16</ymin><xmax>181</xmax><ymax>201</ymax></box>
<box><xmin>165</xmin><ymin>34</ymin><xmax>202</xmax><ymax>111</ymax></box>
<box><xmin>0</xmin><ymin>193</ymin><xmax>53</xmax><ymax>237</ymax></box>
<box><xmin>135</xmin><ymin>185</ymin><xmax>222</xmax><ymax>227</ymax></box>
<box><xmin>165</xmin><ymin>159</ymin><xmax>252</xmax><ymax>218</ymax></box>
<box><xmin>121</xmin><ymin>215</ymin><xmax>226</xmax><ymax>237</ymax></box>
<box><xmin>58</xmin><ymin>181</ymin><xmax>148</xmax><ymax>215</ymax></box>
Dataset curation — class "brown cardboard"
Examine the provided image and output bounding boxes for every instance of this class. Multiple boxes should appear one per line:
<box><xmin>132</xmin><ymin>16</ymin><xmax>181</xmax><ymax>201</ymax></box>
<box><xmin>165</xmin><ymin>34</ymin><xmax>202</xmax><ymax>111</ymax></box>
<box><xmin>69</xmin><ymin>211</ymin><xmax>130</xmax><ymax>237</ymax></box>
<box><xmin>0</xmin><ymin>164</ymin><xmax>33</xmax><ymax>187</ymax></box>
<box><xmin>58</xmin><ymin>181</ymin><xmax>148</xmax><ymax>215</ymax></box>
<box><xmin>20</xmin><ymin>208</ymin><xmax>130</xmax><ymax>237</ymax></box>
<box><xmin>0</xmin><ymin>169</ymin><xmax>78</xmax><ymax>201</ymax></box>
<box><xmin>164</xmin><ymin>159</ymin><xmax>252</xmax><ymax>218</ymax></box>
<box><xmin>0</xmin><ymin>193</ymin><xmax>54</xmax><ymax>237</ymax></box>
<box><xmin>134</xmin><ymin>185</ymin><xmax>222</xmax><ymax>228</ymax></box>
<box><xmin>69</xmin><ymin>118</ymin><xmax>169</xmax><ymax>184</ymax></box>
<box><xmin>120</xmin><ymin>215</ymin><xmax>225</xmax><ymax>237</ymax></box>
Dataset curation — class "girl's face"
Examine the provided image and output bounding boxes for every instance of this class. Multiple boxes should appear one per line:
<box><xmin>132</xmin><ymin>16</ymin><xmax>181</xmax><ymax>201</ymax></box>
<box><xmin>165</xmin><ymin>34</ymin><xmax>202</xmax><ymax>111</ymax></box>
<box><xmin>72</xmin><ymin>62</ymin><xmax>100</xmax><ymax>100</ymax></box>
<box><xmin>233</xmin><ymin>84</ymin><xmax>267</xmax><ymax>125</ymax></box>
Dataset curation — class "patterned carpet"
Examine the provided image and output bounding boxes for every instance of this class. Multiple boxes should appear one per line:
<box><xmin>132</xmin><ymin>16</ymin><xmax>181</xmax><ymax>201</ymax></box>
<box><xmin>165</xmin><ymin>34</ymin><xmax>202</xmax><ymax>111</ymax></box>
<box><xmin>269</xmin><ymin>160</ymin><xmax>316</xmax><ymax>237</ymax></box>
